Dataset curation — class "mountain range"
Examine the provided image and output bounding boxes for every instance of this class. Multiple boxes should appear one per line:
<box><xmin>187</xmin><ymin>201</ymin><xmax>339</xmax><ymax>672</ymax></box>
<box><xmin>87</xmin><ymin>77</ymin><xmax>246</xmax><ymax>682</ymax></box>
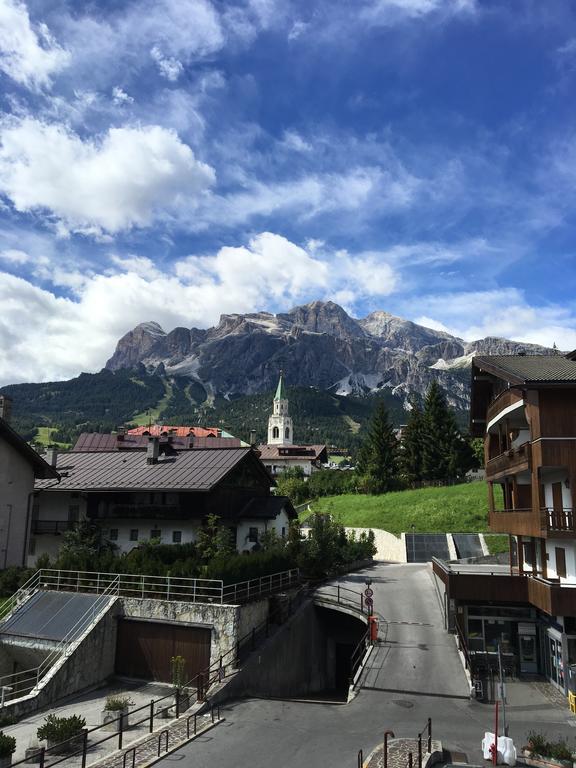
<box><xmin>105</xmin><ymin>300</ymin><xmax>552</xmax><ymax>411</ymax></box>
<box><xmin>1</xmin><ymin>300</ymin><xmax>553</xmax><ymax>449</ymax></box>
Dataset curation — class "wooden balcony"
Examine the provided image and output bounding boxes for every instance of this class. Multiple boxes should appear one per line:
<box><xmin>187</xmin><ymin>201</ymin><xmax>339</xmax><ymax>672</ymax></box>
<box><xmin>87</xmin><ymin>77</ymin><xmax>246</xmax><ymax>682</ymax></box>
<box><xmin>489</xmin><ymin>507</ymin><xmax>540</xmax><ymax>537</ymax></box>
<box><xmin>486</xmin><ymin>442</ymin><xmax>531</xmax><ymax>480</ymax></box>
<box><xmin>432</xmin><ymin>558</ymin><xmax>576</xmax><ymax>616</ymax></box>
<box><xmin>543</xmin><ymin>507</ymin><xmax>576</xmax><ymax>537</ymax></box>
<box><xmin>486</xmin><ymin>389</ymin><xmax>524</xmax><ymax>426</ymax></box>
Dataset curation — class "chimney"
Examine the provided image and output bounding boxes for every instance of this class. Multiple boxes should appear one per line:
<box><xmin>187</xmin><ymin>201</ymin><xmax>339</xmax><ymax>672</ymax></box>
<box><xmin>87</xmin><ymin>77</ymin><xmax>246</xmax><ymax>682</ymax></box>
<box><xmin>45</xmin><ymin>448</ymin><xmax>58</xmax><ymax>467</ymax></box>
<box><xmin>249</xmin><ymin>429</ymin><xmax>257</xmax><ymax>447</ymax></box>
<box><xmin>117</xmin><ymin>426</ymin><xmax>125</xmax><ymax>443</ymax></box>
<box><xmin>0</xmin><ymin>394</ymin><xmax>12</xmax><ymax>423</ymax></box>
<box><xmin>146</xmin><ymin>436</ymin><xmax>160</xmax><ymax>465</ymax></box>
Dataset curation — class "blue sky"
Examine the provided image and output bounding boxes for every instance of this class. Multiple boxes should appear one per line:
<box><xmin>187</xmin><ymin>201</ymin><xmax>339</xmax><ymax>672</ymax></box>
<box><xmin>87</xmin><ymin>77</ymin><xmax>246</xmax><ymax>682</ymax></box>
<box><xmin>1</xmin><ymin>0</ymin><xmax>576</xmax><ymax>384</ymax></box>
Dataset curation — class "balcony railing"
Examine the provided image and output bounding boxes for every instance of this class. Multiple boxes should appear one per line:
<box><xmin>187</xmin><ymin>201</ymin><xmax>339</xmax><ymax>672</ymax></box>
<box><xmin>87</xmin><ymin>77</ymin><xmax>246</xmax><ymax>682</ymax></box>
<box><xmin>486</xmin><ymin>389</ymin><xmax>524</xmax><ymax>425</ymax></box>
<box><xmin>31</xmin><ymin>520</ymin><xmax>77</xmax><ymax>535</ymax></box>
<box><xmin>543</xmin><ymin>507</ymin><xmax>576</xmax><ymax>533</ymax></box>
<box><xmin>93</xmin><ymin>505</ymin><xmax>182</xmax><ymax>519</ymax></box>
<box><xmin>486</xmin><ymin>441</ymin><xmax>531</xmax><ymax>478</ymax></box>
<box><xmin>489</xmin><ymin>507</ymin><xmax>539</xmax><ymax>536</ymax></box>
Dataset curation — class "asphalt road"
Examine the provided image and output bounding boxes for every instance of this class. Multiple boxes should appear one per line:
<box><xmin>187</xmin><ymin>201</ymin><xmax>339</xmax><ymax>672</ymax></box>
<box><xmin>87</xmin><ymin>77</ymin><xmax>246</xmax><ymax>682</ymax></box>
<box><xmin>156</xmin><ymin>563</ymin><xmax>576</xmax><ymax>768</ymax></box>
<box><xmin>340</xmin><ymin>563</ymin><xmax>470</xmax><ymax>698</ymax></box>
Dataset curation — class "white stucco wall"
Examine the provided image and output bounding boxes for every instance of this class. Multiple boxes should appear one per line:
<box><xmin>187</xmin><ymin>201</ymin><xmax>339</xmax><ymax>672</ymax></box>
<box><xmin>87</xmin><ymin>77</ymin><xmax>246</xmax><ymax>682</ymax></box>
<box><xmin>262</xmin><ymin>458</ymin><xmax>315</xmax><ymax>477</ymax></box>
<box><xmin>0</xmin><ymin>436</ymin><xmax>35</xmax><ymax>567</ymax></box>
<box><xmin>546</xmin><ymin>538</ymin><xmax>576</xmax><ymax>584</ymax></box>
<box><xmin>236</xmin><ymin>509</ymin><xmax>291</xmax><ymax>553</ymax></box>
<box><xmin>542</xmin><ymin>471</ymin><xmax>573</xmax><ymax>509</ymax></box>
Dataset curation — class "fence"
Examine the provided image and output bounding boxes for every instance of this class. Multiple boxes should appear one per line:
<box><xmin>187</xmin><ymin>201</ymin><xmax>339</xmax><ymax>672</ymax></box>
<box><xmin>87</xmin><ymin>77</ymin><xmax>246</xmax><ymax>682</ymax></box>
<box><xmin>0</xmin><ymin>568</ymin><xmax>301</xmax><ymax>613</ymax></box>
<box><xmin>0</xmin><ymin>576</ymin><xmax>120</xmax><ymax>705</ymax></box>
<box><xmin>10</xmin><ymin>702</ymin><xmax>222</xmax><ymax>768</ymax></box>
<box><xmin>313</xmin><ymin>583</ymin><xmax>371</xmax><ymax>616</ymax></box>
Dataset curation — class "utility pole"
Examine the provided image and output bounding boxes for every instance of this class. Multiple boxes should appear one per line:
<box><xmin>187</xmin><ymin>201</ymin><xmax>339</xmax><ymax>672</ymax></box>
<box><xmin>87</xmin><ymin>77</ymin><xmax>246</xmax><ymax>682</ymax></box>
<box><xmin>498</xmin><ymin>643</ymin><xmax>508</xmax><ymax>736</ymax></box>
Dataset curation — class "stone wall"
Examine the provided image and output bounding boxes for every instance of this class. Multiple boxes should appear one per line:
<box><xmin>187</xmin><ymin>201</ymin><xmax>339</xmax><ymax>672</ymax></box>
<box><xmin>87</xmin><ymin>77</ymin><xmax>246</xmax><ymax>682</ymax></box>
<box><xmin>5</xmin><ymin>601</ymin><xmax>119</xmax><ymax>719</ymax></box>
<box><xmin>213</xmin><ymin>601</ymin><xmax>331</xmax><ymax>701</ymax></box>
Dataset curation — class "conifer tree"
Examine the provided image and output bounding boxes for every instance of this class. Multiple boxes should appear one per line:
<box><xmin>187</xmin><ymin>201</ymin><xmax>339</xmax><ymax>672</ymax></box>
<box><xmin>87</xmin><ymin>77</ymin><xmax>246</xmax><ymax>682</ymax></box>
<box><xmin>400</xmin><ymin>400</ymin><xmax>425</xmax><ymax>485</ymax></box>
<box><xmin>356</xmin><ymin>399</ymin><xmax>398</xmax><ymax>493</ymax></box>
<box><xmin>421</xmin><ymin>380</ymin><xmax>476</xmax><ymax>482</ymax></box>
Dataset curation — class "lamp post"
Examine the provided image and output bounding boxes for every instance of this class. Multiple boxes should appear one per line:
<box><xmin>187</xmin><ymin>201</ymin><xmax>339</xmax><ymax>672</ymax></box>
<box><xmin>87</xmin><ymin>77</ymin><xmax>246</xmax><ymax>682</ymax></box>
<box><xmin>411</xmin><ymin>523</ymin><xmax>416</xmax><ymax>563</ymax></box>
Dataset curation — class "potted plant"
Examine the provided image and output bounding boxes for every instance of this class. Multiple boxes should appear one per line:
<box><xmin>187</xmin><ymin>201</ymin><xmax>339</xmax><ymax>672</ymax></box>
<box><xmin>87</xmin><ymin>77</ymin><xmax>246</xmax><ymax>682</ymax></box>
<box><xmin>37</xmin><ymin>714</ymin><xmax>86</xmax><ymax>755</ymax></box>
<box><xmin>171</xmin><ymin>656</ymin><xmax>190</xmax><ymax>714</ymax></box>
<box><xmin>0</xmin><ymin>732</ymin><xmax>16</xmax><ymax>768</ymax></box>
<box><xmin>101</xmin><ymin>696</ymin><xmax>134</xmax><ymax>731</ymax></box>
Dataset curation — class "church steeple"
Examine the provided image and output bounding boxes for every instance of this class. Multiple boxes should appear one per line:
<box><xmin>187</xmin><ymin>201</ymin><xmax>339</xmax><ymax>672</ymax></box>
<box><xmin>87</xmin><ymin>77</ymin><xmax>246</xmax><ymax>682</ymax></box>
<box><xmin>268</xmin><ymin>371</ymin><xmax>293</xmax><ymax>445</ymax></box>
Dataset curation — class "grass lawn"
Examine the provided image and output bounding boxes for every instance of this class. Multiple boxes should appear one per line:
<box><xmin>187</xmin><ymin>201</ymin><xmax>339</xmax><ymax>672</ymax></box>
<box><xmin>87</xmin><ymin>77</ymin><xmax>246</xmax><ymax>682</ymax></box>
<box><xmin>34</xmin><ymin>426</ymin><xmax>70</xmax><ymax>449</ymax></box>
<box><xmin>484</xmin><ymin>534</ymin><xmax>510</xmax><ymax>554</ymax></box>
<box><xmin>307</xmin><ymin>481</ymin><xmax>500</xmax><ymax>535</ymax></box>
<box><xmin>131</xmin><ymin>380</ymin><xmax>173</xmax><ymax>425</ymax></box>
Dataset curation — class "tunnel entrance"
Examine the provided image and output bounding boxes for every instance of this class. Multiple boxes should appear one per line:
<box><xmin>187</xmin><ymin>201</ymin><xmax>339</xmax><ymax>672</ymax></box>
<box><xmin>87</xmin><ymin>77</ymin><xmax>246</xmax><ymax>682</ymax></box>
<box><xmin>314</xmin><ymin>606</ymin><xmax>366</xmax><ymax>700</ymax></box>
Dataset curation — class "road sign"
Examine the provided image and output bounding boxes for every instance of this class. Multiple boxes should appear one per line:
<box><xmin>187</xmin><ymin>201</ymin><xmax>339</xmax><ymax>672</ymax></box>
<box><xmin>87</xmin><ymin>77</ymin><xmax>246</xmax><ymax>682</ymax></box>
<box><xmin>364</xmin><ymin>596</ymin><xmax>374</xmax><ymax>608</ymax></box>
<box><xmin>364</xmin><ymin>588</ymin><xmax>373</xmax><ymax>598</ymax></box>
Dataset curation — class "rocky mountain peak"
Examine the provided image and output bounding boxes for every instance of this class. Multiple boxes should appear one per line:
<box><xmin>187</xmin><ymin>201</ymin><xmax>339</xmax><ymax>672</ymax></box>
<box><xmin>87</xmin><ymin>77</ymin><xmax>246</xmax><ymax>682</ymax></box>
<box><xmin>106</xmin><ymin>321</ymin><xmax>167</xmax><ymax>371</ymax></box>
<box><xmin>281</xmin><ymin>300</ymin><xmax>366</xmax><ymax>340</ymax></box>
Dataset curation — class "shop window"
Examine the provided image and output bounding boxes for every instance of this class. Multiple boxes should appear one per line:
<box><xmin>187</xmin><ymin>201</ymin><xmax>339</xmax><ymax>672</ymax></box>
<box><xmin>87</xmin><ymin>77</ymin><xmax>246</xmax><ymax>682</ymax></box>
<box><xmin>172</xmin><ymin>531</ymin><xmax>182</xmax><ymax>544</ymax></box>
<box><xmin>467</xmin><ymin>619</ymin><xmax>484</xmax><ymax>651</ymax></box>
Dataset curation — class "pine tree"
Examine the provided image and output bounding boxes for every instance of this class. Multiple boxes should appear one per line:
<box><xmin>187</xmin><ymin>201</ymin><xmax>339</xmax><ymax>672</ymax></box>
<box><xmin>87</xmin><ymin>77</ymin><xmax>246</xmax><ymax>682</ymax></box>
<box><xmin>421</xmin><ymin>380</ymin><xmax>476</xmax><ymax>482</ymax></box>
<box><xmin>400</xmin><ymin>400</ymin><xmax>425</xmax><ymax>485</ymax></box>
<box><xmin>356</xmin><ymin>399</ymin><xmax>399</xmax><ymax>494</ymax></box>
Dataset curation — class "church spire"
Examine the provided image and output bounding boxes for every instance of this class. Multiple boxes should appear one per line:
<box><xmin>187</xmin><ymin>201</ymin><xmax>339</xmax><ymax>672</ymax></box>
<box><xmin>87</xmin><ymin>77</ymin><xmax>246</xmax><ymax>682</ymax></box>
<box><xmin>274</xmin><ymin>370</ymin><xmax>285</xmax><ymax>401</ymax></box>
<box><xmin>268</xmin><ymin>370</ymin><xmax>293</xmax><ymax>445</ymax></box>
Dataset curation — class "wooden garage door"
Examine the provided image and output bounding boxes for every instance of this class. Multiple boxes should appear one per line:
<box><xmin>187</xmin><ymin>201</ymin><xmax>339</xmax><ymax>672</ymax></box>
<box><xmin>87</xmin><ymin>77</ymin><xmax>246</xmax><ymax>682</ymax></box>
<box><xmin>115</xmin><ymin>620</ymin><xmax>211</xmax><ymax>683</ymax></box>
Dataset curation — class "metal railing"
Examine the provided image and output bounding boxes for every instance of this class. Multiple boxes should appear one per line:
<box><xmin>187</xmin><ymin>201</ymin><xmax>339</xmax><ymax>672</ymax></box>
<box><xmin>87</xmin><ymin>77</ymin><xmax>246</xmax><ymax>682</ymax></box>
<box><xmin>9</xmin><ymin>568</ymin><xmax>300</xmax><ymax>606</ymax></box>
<box><xmin>0</xmin><ymin>576</ymin><xmax>120</xmax><ymax>704</ymax></box>
<box><xmin>349</xmin><ymin>628</ymin><xmax>371</xmax><ymax>685</ymax></box>
<box><xmin>222</xmin><ymin>569</ymin><xmax>299</xmax><ymax>603</ymax></box>
<box><xmin>0</xmin><ymin>570</ymin><xmax>42</xmax><ymax>622</ymax></box>
<box><xmin>9</xmin><ymin>701</ymin><xmax>221</xmax><ymax>768</ymax></box>
<box><xmin>314</xmin><ymin>583</ymin><xmax>370</xmax><ymax>615</ymax></box>
<box><xmin>31</xmin><ymin>521</ymin><xmax>77</xmax><ymax>535</ymax></box>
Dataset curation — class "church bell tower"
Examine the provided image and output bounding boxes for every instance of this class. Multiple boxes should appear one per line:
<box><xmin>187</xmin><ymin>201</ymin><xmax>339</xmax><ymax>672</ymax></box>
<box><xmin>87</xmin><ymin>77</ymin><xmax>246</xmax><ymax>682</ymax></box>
<box><xmin>267</xmin><ymin>372</ymin><xmax>293</xmax><ymax>445</ymax></box>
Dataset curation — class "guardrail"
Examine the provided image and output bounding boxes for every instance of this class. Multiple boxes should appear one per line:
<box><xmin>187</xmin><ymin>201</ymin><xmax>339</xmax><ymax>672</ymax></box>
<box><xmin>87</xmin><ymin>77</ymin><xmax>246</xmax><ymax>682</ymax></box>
<box><xmin>0</xmin><ymin>575</ymin><xmax>120</xmax><ymax>704</ymax></box>
<box><xmin>10</xmin><ymin>568</ymin><xmax>301</xmax><ymax>606</ymax></box>
<box><xmin>314</xmin><ymin>583</ymin><xmax>370</xmax><ymax>615</ymax></box>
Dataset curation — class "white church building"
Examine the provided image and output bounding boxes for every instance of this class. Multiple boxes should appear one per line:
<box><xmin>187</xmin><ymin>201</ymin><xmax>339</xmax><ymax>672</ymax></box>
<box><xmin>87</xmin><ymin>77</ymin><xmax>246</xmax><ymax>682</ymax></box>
<box><xmin>257</xmin><ymin>373</ymin><xmax>327</xmax><ymax>478</ymax></box>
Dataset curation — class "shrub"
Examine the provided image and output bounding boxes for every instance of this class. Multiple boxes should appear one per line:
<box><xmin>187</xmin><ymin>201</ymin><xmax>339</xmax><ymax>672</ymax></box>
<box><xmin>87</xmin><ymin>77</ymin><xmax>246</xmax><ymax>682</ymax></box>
<box><xmin>104</xmin><ymin>696</ymin><xmax>133</xmax><ymax>711</ymax></box>
<box><xmin>0</xmin><ymin>732</ymin><xmax>16</xmax><ymax>758</ymax></box>
<box><xmin>0</xmin><ymin>567</ymin><xmax>34</xmax><ymax>597</ymax></box>
<box><xmin>37</xmin><ymin>714</ymin><xmax>86</xmax><ymax>744</ymax></box>
<box><xmin>526</xmin><ymin>731</ymin><xmax>574</xmax><ymax>761</ymax></box>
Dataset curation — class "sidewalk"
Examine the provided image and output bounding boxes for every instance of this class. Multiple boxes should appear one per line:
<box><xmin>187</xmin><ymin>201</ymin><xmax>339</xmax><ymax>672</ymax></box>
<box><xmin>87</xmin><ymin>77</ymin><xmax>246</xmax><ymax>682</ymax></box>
<box><xmin>4</xmin><ymin>679</ymin><xmax>173</xmax><ymax>761</ymax></box>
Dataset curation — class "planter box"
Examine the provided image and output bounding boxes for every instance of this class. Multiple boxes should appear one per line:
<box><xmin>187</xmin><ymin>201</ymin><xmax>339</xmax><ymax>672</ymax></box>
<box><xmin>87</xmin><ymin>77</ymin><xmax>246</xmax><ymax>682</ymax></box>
<box><xmin>45</xmin><ymin>733</ymin><xmax>85</xmax><ymax>755</ymax></box>
<box><xmin>101</xmin><ymin>708</ymin><xmax>130</xmax><ymax>731</ymax></box>
<box><xmin>522</xmin><ymin>749</ymin><xmax>574</xmax><ymax>768</ymax></box>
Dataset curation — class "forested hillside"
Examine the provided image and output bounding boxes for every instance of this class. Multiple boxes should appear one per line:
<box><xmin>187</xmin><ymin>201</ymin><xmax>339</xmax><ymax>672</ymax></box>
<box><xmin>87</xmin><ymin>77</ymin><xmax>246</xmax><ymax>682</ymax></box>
<box><xmin>1</xmin><ymin>368</ymin><xmax>412</xmax><ymax>451</ymax></box>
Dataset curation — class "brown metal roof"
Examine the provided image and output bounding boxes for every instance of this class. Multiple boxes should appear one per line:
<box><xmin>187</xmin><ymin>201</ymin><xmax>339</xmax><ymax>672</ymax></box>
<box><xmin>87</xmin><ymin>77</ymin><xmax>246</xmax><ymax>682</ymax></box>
<box><xmin>473</xmin><ymin>355</ymin><xmax>576</xmax><ymax>384</ymax></box>
<box><xmin>0</xmin><ymin>418</ymin><xmax>58</xmax><ymax>479</ymax></box>
<box><xmin>238</xmin><ymin>495</ymin><xmax>297</xmax><ymax>520</ymax></box>
<box><xmin>72</xmin><ymin>432</ymin><xmax>242</xmax><ymax>452</ymax></box>
<box><xmin>35</xmin><ymin>447</ymin><xmax>265</xmax><ymax>492</ymax></box>
<box><xmin>257</xmin><ymin>444</ymin><xmax>327</xmax><ymax>460</ymax></box>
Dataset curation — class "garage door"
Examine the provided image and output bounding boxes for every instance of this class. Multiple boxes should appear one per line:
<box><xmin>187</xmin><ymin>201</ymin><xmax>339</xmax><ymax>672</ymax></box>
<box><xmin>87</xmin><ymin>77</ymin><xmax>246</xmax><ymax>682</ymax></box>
<box><xmin>115</xmin><ymin>620</ymin><xmax>211</xmax><ymax>683</ymax></box>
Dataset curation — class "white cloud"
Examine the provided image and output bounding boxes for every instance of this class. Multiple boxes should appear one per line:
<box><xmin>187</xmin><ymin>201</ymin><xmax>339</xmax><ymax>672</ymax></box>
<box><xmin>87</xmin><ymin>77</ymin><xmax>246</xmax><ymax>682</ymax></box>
<box><xmin>0</xmin><ymin>0</ymin><xmax>69</xmax><ymax>89</ymax></box>
<box><xmin>281</xmin><ymin>130</ymin><xmax>312</xmax><ymax>153</ymax></box>
<box><xmin>410</xmin><ymin>288</ymin><xmax>576</xmax><ymax>350</ymax></box>
<box><xmin>0</xmin><ymin>119</ymin><xmax>216</xmax><ymax>234</ymax></box>
<box><xmin>0</xmin><ymin>232</ymin><xmax>399</xmax><ymax>385</ymax></box>
<box><xmin>0</xmin><ymin>248</ymin><xmax>30</xmax><ymax>264</ymax></box>
<box><xmin>360</xmin><ymin>0</ymin><xmax>476</xmax><ymax>24</ymax></box>
<box><xmin>150</xmin><ymin>46</ymin><xmax>183</xmax><ymax>82</ymax></box>
<box><xmin>112</xmin><ymin>86</ymin><xmax>133</xmax><ymax>106</ymax></box>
